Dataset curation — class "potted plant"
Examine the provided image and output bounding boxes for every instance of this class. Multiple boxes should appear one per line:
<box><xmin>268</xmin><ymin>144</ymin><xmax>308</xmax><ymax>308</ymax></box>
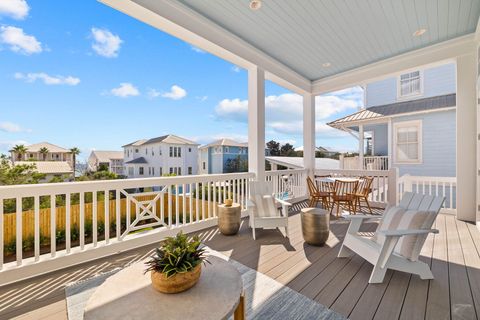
<box><xmin>224</xmin><ymin>198</ymin><xmax>233</xmax><ymax>207</ymax></box>
<box><xmin>145</xmin><ymin>232</ymin><xmax>208</xmax><ymax>294</ymax></box>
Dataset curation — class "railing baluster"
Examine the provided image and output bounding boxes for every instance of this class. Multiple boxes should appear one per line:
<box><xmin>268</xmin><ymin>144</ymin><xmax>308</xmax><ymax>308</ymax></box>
<box><xmin>213</xmin><ymin>181</ymin><xmax>217</xmax><ymax>217</ymax></box>
<box><xmin>50</xmin><ymin>195</ymin><xmax>56</xmax><ymax>257</ymax></box>
<box><xmin>182</xmin><ymin>184</ymin><xmax>186</xmax><ymax>224</ymax></box>
<box><xmin>92</xmin><ymin>191</ymin><xmax>97</xmax><ymax>247</ymax></box>
<box><xmin>207</xmin><ymin>181</ymin><xmax>211</xmax><ymax>219</ymax></box>
<box><xmin>115</xmin><ymin>190</ymin><xmax>120</xmax><ymax>241</ymax></box>
<box><xmin>175</xmin><ymin>185</ymin><xmax>180</xmax><ymax>225</ymax></box>
<box><xmin>66</xmin><ymin>193</ymin><xmax>71</xmax><ymax>253</ymax></box>
<box><xmin>168</xmin><ymin>185</ymin><xmax>172</xmax><ymax>227</ymax></box>
<box><xmin>80</xmin><ymin>192</ymin><xmax>85</xmax><ymax>250</ymax></box>
<box><xmin>34</xmin><ymin>195</ymin><xmax>40</xmax><ymax>261</ymax></box>
<box><xmin>189</xmin><ymin>183</ymin><xmax>193</xmax><ymax>222</ymax></box>
<box><xmin>104</xmin><ymin>191</ymin><xmax>109</xmax><ymax>245</ymax></box>
<box><xmin>195</xmin><ymin>182</ymin><xmax>199</xmax><ymax>222</ymax></box>
<box><xmin>160</xmin><ymin>188</ymin><xmax>164</xmax><ymax>223</ymax></box>
<box><xmin>15</xmin><ymin>197</ymin><xmax>22</xmax><ymax>266</ymax></box>
<box><xmin>202</xmin><ymin>181</ymin><xmax>205</xmax><ymax>221</ymax></box>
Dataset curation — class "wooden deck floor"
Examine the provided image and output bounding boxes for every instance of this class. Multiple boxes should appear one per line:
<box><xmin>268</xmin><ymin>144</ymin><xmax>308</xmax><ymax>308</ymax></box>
<box><xmin>1</xmin><ymin>204</ymin><xmax>479</xmax><ymax>320</ymax></box>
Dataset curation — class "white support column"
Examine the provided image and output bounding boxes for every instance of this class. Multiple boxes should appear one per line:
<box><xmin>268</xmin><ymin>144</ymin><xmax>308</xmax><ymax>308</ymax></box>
<box><xmin>271</xmin><ymin>163</ymin><xmax>278</xmax><ymax>171</ymax></box>
<box><xmin>359</xmin><ymin>124</ymin><xmax>364</xmax><ymax>170</ymax></box>
<box><xmin>387</xmin><ymin>119</ymin><xmax>392</xmax><ymax>169</ymax></box>
<box><xmin>456</xmin><ymin>52</ymin><xmax>477</xmax><ymax>222</ymax></box>
<box><xmin>303</xmin><ymin>93</ymin><xmax>316</xmax><ymax>177</ymax></box>
<box><xmin>248</xmin><ymin>66</ymin><xmax>266</xmax><ymax>181</ymax></box>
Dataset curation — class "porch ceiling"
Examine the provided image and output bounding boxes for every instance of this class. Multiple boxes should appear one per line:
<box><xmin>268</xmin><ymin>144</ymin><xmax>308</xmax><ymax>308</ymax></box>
<box><xmin>175</xmin><ymin>0</ymin><xmax>478</xmax><ymax>81</ymax></box>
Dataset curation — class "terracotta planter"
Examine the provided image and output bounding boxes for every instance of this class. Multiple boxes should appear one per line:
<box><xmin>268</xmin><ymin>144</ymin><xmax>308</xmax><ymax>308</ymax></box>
<box><xmin>150</xmin><ymin>264</ymin><xmax>202</xmax><ymax>294</ymax></box>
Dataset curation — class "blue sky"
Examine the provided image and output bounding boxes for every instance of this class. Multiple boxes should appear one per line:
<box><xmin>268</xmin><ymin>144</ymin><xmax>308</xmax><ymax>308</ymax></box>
<box><xmin>0</xmin><ymin>0</ymin><xmax>361</xmax><ymax>160</ymax></box>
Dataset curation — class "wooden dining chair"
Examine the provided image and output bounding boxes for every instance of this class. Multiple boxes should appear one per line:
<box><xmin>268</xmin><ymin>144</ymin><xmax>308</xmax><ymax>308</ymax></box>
<box><xmin>349</xmin><ymin>176</ymin><xmax>374</xmax><ymax>214</ymax></box>
<box><xmin>306</xmin><ymin>177</ymin><xmax>331</xmax><ymax>209</ymax></box>
<box><xmin>330</xmin><ymin>180</ymin><xmax>358</xmax><ymax>217</ymax></box>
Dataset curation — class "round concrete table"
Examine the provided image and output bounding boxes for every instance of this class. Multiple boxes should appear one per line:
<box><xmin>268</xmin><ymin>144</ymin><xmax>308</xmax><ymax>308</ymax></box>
<box><xmin>217</xmin><ymin>203</ymin><xmax>241</xmax><ymax>235</ymax></box>
<box><xmin>84</xmin><ymin>256</ymin><xmax>244</xmax><ymax>320</ymax></box>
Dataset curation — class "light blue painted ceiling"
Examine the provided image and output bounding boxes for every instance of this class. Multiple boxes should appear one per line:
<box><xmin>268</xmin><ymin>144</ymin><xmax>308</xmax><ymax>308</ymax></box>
<box><xmin>177</xmin><ymin>0</ymin><xmax>480</xmax><ymax>81</ymax></box>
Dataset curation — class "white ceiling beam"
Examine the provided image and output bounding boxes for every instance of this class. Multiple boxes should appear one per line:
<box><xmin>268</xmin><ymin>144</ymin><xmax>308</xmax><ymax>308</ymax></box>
<box><xmin>312</xmin><ymin>34</ymin><xmax>477</xmax><ymax>95</ymax></box>
<box><xmin>99</xmin><ymin>0</ymin><xmax>311</xmax><ymax>94</ymax></box>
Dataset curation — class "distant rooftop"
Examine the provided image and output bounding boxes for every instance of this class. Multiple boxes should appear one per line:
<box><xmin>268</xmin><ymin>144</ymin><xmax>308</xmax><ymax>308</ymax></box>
<box><xmin>15</xmin><ymin>161</ymin><xmax>73</xmax><ymax>174</ymax></box>
<box><xmin>266</xmin><ymin>156</ymin><xmax>339</xmax><ymax>170</ymax></box>
<box><xmin>90</xmin><ymin>151</ymin><xmax>123</xmax><ymax>162</ymax></box>
<box><xmin>123</xmin><ymin>134</ymin><xmax>198</xmax><ymax>147</ymax></box>
<box><xmin>200</xmin><ymin>138</ymin><xmax>248</xmax><ymax>149</ymax></box>
<box><xmin>328</xmin><ymin>93</ymin><xmax>456</xmax><ymax>129</ymax></box>
<box><xmin>124</xmin><ymin>157</ymin><xmax>148</xmax><ymax>164</ymax></box>
<box><xmin>13</xmin><ymin>142</ymin><xmax>71</xmax><ymax>153</ymax></box>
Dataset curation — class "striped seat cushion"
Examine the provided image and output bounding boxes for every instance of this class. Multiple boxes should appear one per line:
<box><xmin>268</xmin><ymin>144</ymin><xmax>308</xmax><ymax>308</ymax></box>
<box><xmin>251</xmin><ymin>194</ymin><xmax>278</xmax><ymax>218</ymax></box>
<box><xmin>373</xmin><ymin>206</ymin><xmax>432</xmax><ymax>261</ymax></box>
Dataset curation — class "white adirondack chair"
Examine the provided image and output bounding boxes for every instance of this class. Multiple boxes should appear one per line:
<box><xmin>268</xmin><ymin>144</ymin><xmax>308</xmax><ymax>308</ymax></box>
<box><xmin>338</xmin><ymin>192</ymin><xmax>445</xmax><ymax>283</ymax></box>
<box><xmin>247</xmin><ymin>181</ymin><xmax>291</xmax><ymax>240</ymax></box>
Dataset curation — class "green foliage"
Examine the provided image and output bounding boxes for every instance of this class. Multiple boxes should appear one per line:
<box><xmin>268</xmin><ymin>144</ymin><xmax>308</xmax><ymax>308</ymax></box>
<box><xmin>98</xmin><ymin>163</ymin><xmax>109</xmax><ymax>171</ymax></box>
<box><xmin>0</xmin><ymin>154</ymin><xmax>46</xmax><ymax>185</ymax></box>
<box><xmin>144</xmin><ymin>232</ymin><xmax>208</xmax><ymax>278</ymax></box>
<box><xmin>224</xmin><ymin>156</ymin><xmax>248</xmax><ymax>173</ymax></box>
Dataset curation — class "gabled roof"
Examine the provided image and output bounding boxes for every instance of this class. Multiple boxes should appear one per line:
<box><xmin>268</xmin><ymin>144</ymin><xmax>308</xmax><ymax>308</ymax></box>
<box><xmin>91</xmin><ymin>151</ymin><xmax>123</xmax><ymax>162</ymax></box>
<box><xmin>123</xmin><ymin>135</ymin><xmax>198</xmax><ymax>147</ymax></box>
<box><xmin>328</xmin><ymin>94</ymin><xmax>456</xmax><ymax>129</ymax></box>
<box><xmin>124</xmin><ymin>157</ymin><xmax>148</xmax><ymax>164</ymax></box>
<box><xmin>19</xmin><ymin>142</ymin><xmax>70</xmax><ymax>153</ymax></box>
<box><xmin>265</xmin><ymin>156</ymin><xmax>339</xmax><ymax>170</ymax></box>
<box><xmin>200</xmin><ymin>138</ymin><xmax>248</xmax><ymax>149</ymax></box>
<box><xmin>15</xmin><ymin>161</ymin><xmax>73</xmax><ymax>174</ymax></box>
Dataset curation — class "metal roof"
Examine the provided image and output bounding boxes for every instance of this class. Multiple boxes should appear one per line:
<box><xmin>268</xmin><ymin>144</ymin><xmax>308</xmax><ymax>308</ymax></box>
<box><xmin>20</xmin><ymin>142</ymin><xmax>70</xmax><ymax>153</ymax></box>
<box><xmin>15</xmin><ymin>161</ymin><xmax>73</xmax><ymax>174</ymax></box>
<box><xmin>123</xmin><ymin>135</ymin><xmax>198</xmax><ymax>147</ymax></box>
<box><xmin>124</xmin><ymin>157</ymin><xmax>148</xmax><ymax>164</ymax></box>
<box><xmin>90</xmin><ymin>151</ymin><xmax>124</xmax><ymax>162</ymax></box>
<box><xmin>200</xmin><ymin>138</ymin><xmax>248</xmax><ymax>149</ymax></box>
<box><xmin>328</xmin><ymin>93</ymin><xmax>456</xmax><ymax>129</ymax></box>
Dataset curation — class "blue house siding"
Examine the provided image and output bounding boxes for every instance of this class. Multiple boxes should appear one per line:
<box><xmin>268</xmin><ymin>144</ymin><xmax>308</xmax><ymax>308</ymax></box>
<box><xmin>365</xmin><ymin>124</ymin><xmax>388</xmax><ymax>156</ymax></box>
<box><xmin>366</xmin><ymin>63</ymin><xmax>456</xmax><ymax>108</ymax></box>
<box><xmin>392</xmin><ymin>109</ymin><xmax>456</xmax><ymax>177</ymax></box>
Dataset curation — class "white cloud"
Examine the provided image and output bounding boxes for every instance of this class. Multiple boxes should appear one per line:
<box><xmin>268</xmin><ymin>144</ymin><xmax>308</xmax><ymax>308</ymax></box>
<box><xmin>0</xmin><ymin>26</ymin><xmax>42</xmax><ymax>55</ymax></box>
<box><xmin>0</xmin><ymin>121</ymin><xmax>30</xmax><ymax>133</ymax></box>
<box><xmin>191</xmin><ymin>46</ymin><xmax>205</xmax><ymax>54</ymax></box>
<box><xmin>0</xmin><ymin>0</ymin><xmax>29</xmax><ymax>19</ymax></box>
<box><xmin>110</xmin><ymin>83</ymin><xmax>139</xmax><ymax>98</ymax></box>
<box><xmin>14</xmin><ymin>72</ymin><xmax>80</xmax><ymax>85</ymax></box>
<box><xmin>214</xmin><ymin>89</ymin><xmax>360</xmax><ymax>137</ymax></box>
<box><xmin>161</xmin><ymin>85</ymin><xmax>187</xmax><ymax>100</ymax></box>
<box><xmin>0</xmin><ymin>140</ymin><xmax>29</xmax><ymax>154</ymax></box>
<box><xmin>147</xmin><ymin>88</ymin><xmax>161</xmax><ymax>99</ymax></box>
<box><xmin>91</xmin><ymin>27</ymin><xmax>122</xmax><ymax>58</ymax></box>
<box><xmin>196</xmin><ymin>95</ymin><xmax>208</xmax><ymax>102</ymax></box>
<box><xmin>231</xmin><ymin>65</ymin><xmax>241</xmax><ymax>73</ymax></box>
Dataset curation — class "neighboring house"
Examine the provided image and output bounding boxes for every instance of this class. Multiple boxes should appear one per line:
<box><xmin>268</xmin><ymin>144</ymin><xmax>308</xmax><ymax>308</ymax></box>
<box><xmin>88</xmin><ymin>151</ymin><xmax>124</xmax><ymax>175</ymax></box>
<box><xmin>328</xmin><ymin>62</ymin><xmax>456</xmax><ymax>177</ymax></box>
<box><xmin>123</xmin><ymin>134</ymin><xmax>199</xmax><ymax>178</ymax></box>
<box><xmin>10</xmin><ymin>142</ymin><xmax>74</xmax><ymax>180</ymax></box>
<box><xmin>199</xmin><ymin>139</ymin><xmax>248</xmax><ymax>174</ymax></box>
<box><xmin>316</xmin><ymin>146</ymin><xmax>338</xmax><ymax>158</ymax></box>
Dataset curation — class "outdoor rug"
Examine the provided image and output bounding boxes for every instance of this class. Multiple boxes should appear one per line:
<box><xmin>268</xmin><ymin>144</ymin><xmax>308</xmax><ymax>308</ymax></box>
<box><xmin>65</xmin><ymin>249</ymin><xmax>346</xmax><ymax>320</ymax></box>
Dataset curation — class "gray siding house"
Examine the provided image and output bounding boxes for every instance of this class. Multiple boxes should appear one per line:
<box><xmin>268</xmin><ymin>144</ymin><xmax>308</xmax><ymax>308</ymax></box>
<box><xmin>328</xmin><ymin>62</ymin><xmax>456</xmax><ymax>177</ymax></box>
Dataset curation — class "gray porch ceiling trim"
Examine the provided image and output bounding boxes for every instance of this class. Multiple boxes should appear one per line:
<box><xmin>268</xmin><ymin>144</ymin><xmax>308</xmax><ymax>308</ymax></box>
<box><xmin>101</xmin><ymin>0</ymin><xmax>480</xmax><ymax>94</ymax></box>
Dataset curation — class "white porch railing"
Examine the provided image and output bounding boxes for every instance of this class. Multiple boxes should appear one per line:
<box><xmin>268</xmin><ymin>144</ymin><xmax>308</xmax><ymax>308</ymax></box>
<box><xmin>0</xmin><ymin>173</ymin><xmax>254</xmax><ymax>286</ymax></box>
<box><xmin>341</xmin><ymin>156</ymin><xmax>389</xmax><ymax>171</ymax></box>
<box><xmin>265</xmin><ymin>169</ymin><xmax>308</xmax><ymax>201</ymax></box>
<box><xmin>397</xmin><ymin>175</ymin><xmax>457</xmax><ymax>214</ymax></box>
<box><xmin>315</xmin><ymin>168</ymin><xmax>398</xmax><ymax>206</ymax></box>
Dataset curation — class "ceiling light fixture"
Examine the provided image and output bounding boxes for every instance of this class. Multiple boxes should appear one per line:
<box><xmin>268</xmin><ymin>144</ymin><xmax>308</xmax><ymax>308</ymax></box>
<box><xmin>250</xmin><ymin>0</ymin><xmax>262</xmax><ymax>10</ymax></box>
<box><xmin>322</xmin><ymin>62</ymin><xmax>331</xmax><ymax>67</ymax></box>
<box><xmin>413</xmin><ymin>28</ymin><xmax>427</xmax><ymax>37</ymax></box>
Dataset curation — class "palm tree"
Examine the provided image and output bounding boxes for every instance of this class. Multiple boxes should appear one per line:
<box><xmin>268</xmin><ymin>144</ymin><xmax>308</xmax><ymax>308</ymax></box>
<box><xmin>12</xmin><ymin>144</ymin><xmax>27</xmax><ymax>161</ymax></box>
<box><xmin>70</xmin><ymin>147</ymin><xmax>81</xmax><ymax>178</ymax></box>
<box><xmin>39</xmin><ymin>147</ymin><xmax>49</xmax><ymax>161</ymax></box>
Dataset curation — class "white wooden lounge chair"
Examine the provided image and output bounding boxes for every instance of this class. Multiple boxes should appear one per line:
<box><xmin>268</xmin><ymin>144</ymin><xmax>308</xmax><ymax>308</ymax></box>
<box><xmin>338</xmin><ymin>192</ymin><xmax>445</xmax><ymax>283</ymax></box>
<box><xmin>247</xmin><ymin>181</ymin><xmax>291</xmax><ymax>240</ymax></box>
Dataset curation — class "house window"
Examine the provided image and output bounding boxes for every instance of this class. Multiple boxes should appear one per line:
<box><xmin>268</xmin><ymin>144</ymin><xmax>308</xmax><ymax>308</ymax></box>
<box><xmin>128</xmin><ymin>167</ymin><xmax>134</xmax><ymax>175</ymax></box>
<box><xmin>139</xmin><ymin>167</ymin><xmax>144</xmax><ymax>175</ymax></box>
<box><xmin>169</xmin><ymin>167</ymin><xmax>174</xmax><ymax>174</ymax></box>
<box><xmin>225</xmin><ymin>147</ymin><xmax>229</xmax><ymax>153</ymax></box>
<box><xmin>178</xmin><ymin>167</ymin><xmax>181</xmax><ymax>175</ymax></box>
<box><xmin>203</xmin><ymin>162</ymin><xmax>206</xmax><ymax>170</ymax></box>
<box><xmin>169</xmin><ymin>147</ymin><xmax>173</xmax><ymax>157</ymax></box>
<box><xmin>152</xmin><ymin>167</ymin><xmax>155</xmax><ymax>175</ymax></box>
<box><xmin>159</xmin><ymin>167</ymin><xmax>163</xmax><ymax>176</ymax></box>
<box><xmin>188</xmin><ymin>167</ymin><xmax>192</xmax><ymax>175</ymax></box>
<box><xmin>148</xmin><ymin>167</ymin><xmax>151</xmax><ymax>175</ymax></box>
<box><xmin>398</xmin><ymin>70</ymin><xmax>422</xmax><ymax>98</ymax></box>
<box><xmin>145</xmin><ymin>148</ymin><xmax>148</xmax><ymax>155</ymax></box>
<box><xmin>178</xmin><ymin>147</ymin><xmax>181</xmax><ymax>157</ymax></box>
<box><xmin>135</xmin><ymin>149</ymin><xmax>139</xmax><ymax>153</ymax></box>
<box><xmin>394</xmin><ymin>120</ymin><xmax>422</xmax><ymax>164</ymax></box>
<box><xmin>159</xmin><ymin>147</ymin><xmax>162</xmax><ymax>155</ymax></box>
<box><xmin>188</xmin><ymin>148</ymin><xmax>192</xmax><ymax>152</ymax></box>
